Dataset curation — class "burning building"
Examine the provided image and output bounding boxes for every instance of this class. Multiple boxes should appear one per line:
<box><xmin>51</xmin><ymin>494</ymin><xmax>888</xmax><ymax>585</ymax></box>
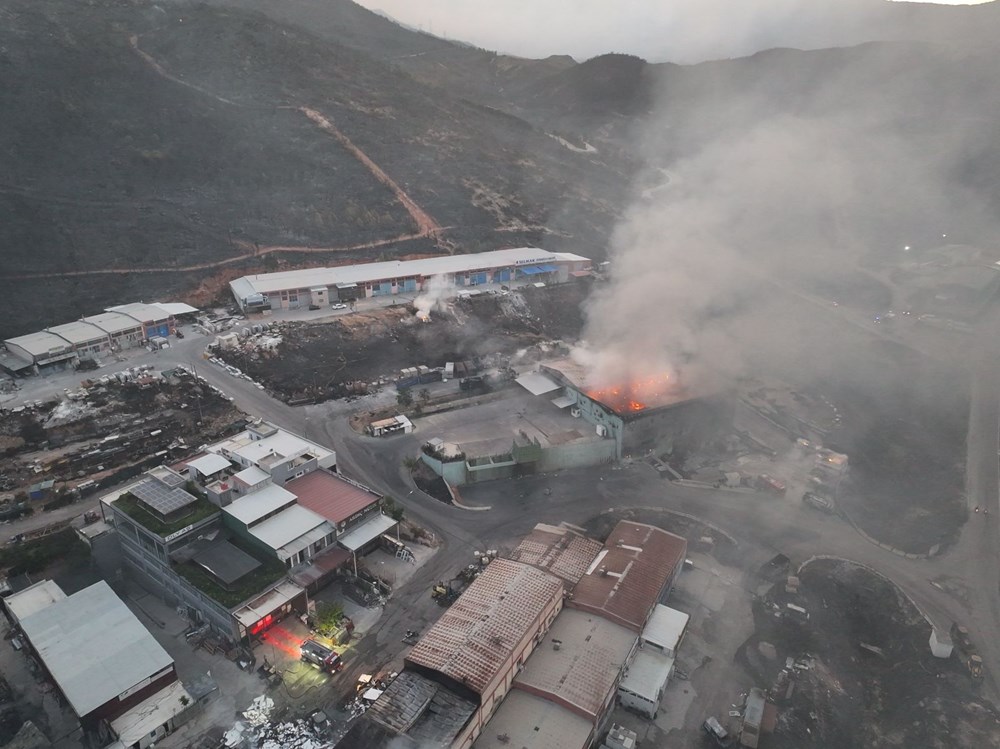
<box><xmin>538</xmin><ymin>358</ymin><xmax>733</xmax><ymax>460</ymax></box>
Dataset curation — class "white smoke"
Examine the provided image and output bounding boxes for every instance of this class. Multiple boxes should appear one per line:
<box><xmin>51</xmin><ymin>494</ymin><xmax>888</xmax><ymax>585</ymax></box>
<box><xmin>413</xmin><ymin>274</ymin><xmax>453</xmax><ymax>321</ymax></box>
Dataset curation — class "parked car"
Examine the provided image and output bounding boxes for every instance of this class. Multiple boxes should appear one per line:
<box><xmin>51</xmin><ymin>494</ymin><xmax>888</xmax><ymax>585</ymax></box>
<box><xmin>300</xmin><ymin>639</ymin><xmax>342</xmax><ymax>673</ymax></box>
<box><xmin>331</xmin><ymin>303</ymin><xmax>348</xmax><ymax>311</ymax></box>
<box><xmin>308</xmin><ymin>304</ymin><xmax>321</xmax><ymax>311</ymax></box>
<box><xmin>802</xmin><ymin>492</ymin><xmax>835</xmax><ymax>514</ymax></box>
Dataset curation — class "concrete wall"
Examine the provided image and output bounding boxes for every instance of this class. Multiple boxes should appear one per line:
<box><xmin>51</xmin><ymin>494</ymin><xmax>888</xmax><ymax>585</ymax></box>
<box><xmin>419</xmin><ymin>451</ymin><xmax>468</xmax><ymax>485</ymax></box>
<box><xmin>537</xmin><ymin>439</ymin><xmax>616</xmax><ymax>472</ymax></box>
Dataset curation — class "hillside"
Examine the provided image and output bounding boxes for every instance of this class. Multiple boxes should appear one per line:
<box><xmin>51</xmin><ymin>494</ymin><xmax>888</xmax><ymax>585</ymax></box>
<box><xmin>0</xmin><ymin>0</ymin><xmax>629</xmax><ymax>338</ymax></box>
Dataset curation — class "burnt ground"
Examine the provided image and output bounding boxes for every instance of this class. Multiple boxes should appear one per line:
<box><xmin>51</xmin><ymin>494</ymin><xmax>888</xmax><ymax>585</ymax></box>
<box><xmin>223</xmin><ymin>282</ymin><xmax>591</xmax><ymax>402</ymax></box>
<box><xmin>741</xmin><ymin>559</ymin><xmax>1000</xmax><ymax>749</ymax></box>
<box><xmin>0</xmin><ymin>369</ymin><xmax>244</xmax><ymax>500</ymax></box>
<box><xmin>823</xmin><ymin>339</ymin><xmax>969</xmax><ymax>553</ymax></box>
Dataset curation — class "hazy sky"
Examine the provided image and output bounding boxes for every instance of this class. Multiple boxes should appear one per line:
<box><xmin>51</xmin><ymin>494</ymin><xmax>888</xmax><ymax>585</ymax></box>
<box><xmin>356</xmin><ymin>0</ymin><xmax>994</xmax><ymax>62</ymax></box>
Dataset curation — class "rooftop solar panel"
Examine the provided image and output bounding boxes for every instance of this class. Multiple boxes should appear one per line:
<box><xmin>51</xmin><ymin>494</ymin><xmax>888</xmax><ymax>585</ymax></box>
<box><xmin>132</xmin><ymin>478</ymin><xmax>197</xmax><ymax>515</ymax></box>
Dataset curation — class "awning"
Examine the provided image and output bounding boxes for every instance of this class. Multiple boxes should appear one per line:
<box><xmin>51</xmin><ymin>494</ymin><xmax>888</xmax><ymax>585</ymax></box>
<box><xmin>335</xmin><ymin>282</ymin><xmax>358</xmax><ymax>289</ymax></box>
<box><xmin>570</xmin><ymin>270</ymin><xmax>592</xmax><ymax>278</ymax></box>
<box><xmin>551</xmin><ymin>395</ymin><xmax>575</xmax><ymax>409</ymax></box>
<box><xmin>337</xmin><ymin>514</ymin><xmax>397</xmax><ymax>552</ymax></box>
<box><xmin>517</xmin><ymin>266</ymin><xmax>546</xmax><ymax>275</ymax></box>
<box><xmin>233</xmin><ymin>580</ymin><xmax>305</xmax><ymax>628</ymax></box>
<box><xmin>536</xmin><ymin>264</ymin><xmax>559</xmax><ymax>272</ymax></box>
<box><xmin>289</xmin><ymin>546</ymin><xmax>352</xmax><ymax>588</ymax></box>
<box><xmin>515</xmin><ymin>372</ymin><xmax>561</xmax><ymax>396</ymax></box>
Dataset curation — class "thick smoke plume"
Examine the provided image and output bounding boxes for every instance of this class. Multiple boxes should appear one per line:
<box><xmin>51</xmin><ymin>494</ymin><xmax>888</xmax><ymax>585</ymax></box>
<box><xmin>580</xmin><ymin>52</ymin><xmax>997</xmax><ymax>391</ymax></box>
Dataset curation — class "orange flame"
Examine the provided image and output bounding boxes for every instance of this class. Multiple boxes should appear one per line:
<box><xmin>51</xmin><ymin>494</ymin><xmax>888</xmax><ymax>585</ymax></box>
<box><xmin>587</xmin><ymin>373</ymin><xmax>674</xmax><ymax>413</ymax></box>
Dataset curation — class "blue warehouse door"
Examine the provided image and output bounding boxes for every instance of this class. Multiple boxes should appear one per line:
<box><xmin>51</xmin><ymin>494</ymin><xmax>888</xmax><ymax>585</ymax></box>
<box><xmin>403</xmin><ymin>279</ymin><xmax>417</xmax><ymax>292</ymax></box>
<box><xmin>373</xmin><ymin>282</ymin><xmax>393</xmax><ymax>297</ymax></box>
<box><xmin>498</xmin><ymin>269</ymin><xmax>511</xmax><ymax>283</ymax></box>
<box><xmin>471</xmin><ymin>272</ymin><xmax>487</xmax><ymax>286</ymax></box>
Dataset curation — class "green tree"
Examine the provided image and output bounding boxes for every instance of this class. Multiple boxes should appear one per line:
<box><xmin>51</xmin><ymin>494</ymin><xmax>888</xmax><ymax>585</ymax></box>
<box><xmin>402</xmin><ymin>456</ymin><xmax>419</xmax><ymax>473</ymax></box>
<box><xmin>396</xmin><ymin>389</ymin><xmax>413</xmax><ymax>408</ymax></box>
<box><xmin>314</xmin><ymin>601</ymin><xmax>344</xmax><ymax>636</ymax></box>
<box><xmin>382</xmin><ymin>496</ymin><xmax>405</xmax><ymax>522</ymax></box>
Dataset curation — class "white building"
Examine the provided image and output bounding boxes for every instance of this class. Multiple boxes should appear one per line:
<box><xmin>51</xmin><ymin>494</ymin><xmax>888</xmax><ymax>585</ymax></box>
<box><xmin>228</xmin><ymin>247</ymin><xmax>592</xmax><ymax>311</ymax></box>
<box><xmin>616</xmin><ymin>605</ymin><xmax>689</xmax><ymax>719</ymax></box>
<box><xmin>5</xmin><ymin>581</ymin><xmax>193</xmax><ymax>744</ymax></box>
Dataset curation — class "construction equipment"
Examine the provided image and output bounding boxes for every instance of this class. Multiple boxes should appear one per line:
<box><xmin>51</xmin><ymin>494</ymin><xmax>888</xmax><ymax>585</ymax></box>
<box><xmin>431</xmin><ymin>579</ymin><xmax>462</xmax><ymax>606</ymax></box>
<box><xmin>950</xmin><ymin>622</ymin><xmax>984</xmax><ymax>682</ymax></box>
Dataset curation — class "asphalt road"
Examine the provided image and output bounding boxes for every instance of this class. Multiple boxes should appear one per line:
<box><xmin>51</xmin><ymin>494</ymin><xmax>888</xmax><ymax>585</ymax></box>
<box><xmin>7</xmin><ymin>308</ymin><xmax>1000</xmax><ymax>702</ymax></box>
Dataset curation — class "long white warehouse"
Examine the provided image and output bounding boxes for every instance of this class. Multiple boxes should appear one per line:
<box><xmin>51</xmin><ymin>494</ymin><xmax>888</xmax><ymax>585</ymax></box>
<box><xmin>228</xmin><ymin>248</ymin><xmax>591</xmax><ymax>311</ymax></box>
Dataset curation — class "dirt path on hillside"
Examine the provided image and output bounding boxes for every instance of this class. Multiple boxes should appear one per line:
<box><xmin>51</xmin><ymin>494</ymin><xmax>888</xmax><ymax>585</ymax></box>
<box><xmin>0</xmin><ymin>36</ymin><xmax>445</xmax><ymax>283</ymax></box>
<box><xmin>0</xmin><ymin>232</ymin><xmax>436</xmax><ymax>280</ymax></box>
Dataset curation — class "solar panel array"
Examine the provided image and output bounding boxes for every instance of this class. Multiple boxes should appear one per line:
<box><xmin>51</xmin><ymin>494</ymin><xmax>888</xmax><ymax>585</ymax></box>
<box><xmin>132</xmin><ymin>478</ymin><xmax>197</xmax><ymax>515</ymax></box>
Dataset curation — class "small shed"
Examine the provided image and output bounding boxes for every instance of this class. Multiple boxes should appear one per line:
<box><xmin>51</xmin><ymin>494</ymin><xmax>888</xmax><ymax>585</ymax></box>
<box><xmin>929</xmin><ymin>627</ymin><xmax>953</xmax><ymax>659</ymax></box>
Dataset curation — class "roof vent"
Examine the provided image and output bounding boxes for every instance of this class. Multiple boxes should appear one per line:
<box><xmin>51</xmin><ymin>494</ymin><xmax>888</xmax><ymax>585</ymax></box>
<box><xmin>599</xmin><ymin>567</ymin><xmax>608</xmax><ymax>577</ymax></box>
<box><xmin>552</xmin><ymin>639</ymin><xmax>562</xmax><ymax>651</ymax></box>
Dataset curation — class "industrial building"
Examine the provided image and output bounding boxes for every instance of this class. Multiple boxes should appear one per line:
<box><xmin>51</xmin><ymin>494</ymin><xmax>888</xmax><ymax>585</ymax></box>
<box><xmin>2</xmin><ymin>580</ymin><xmax>193</xmax><ymax>746</ymax></box>
<box><xmin>351</xmin><ymin>521</ymin><xmax>689</xmax><ymax>749</ymax></box>
<box><xmin>506</xmin><ymin>522</ymin><xmax>604</xmax><ymax>587</ymax></box>
<box><xmin>1</xmin><ymin>301</ymin><xmax>196</xmax><ymax>376</ymax></box>
<box><xmin>102</xmin><ymin>421</ymin><xmax>392</xmax><ymax>644</ymax></box>
<box><xmin>342</xmin><ymin>558</ymin><xmax>565</xmax><ymax>748</ymax></box>
<box><xmin>228</xmin><ymin>248</ymin><xmax>591</xmax><ymax>311</ymax></box>
<box><xmin>569</xmin><ymin>521</ymin><xmax>688</xmax><ymax>632</ymax></box>
<box><xmin>476</xmin><ymin>523</ymin><xmax>688</xmax><ymax>746</ymax></box>
<box><xmin>534</xmin><ymin>359</ymin><xmax>735</xmax><ymax>461</ymax></box>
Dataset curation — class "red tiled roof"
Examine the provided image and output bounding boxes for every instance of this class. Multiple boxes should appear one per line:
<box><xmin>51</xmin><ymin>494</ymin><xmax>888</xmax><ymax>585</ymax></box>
<box><xmin>405</xmin><ymin>559</ymin><xmax>564</xmax><ymax>696</ymax></box>
<box><xmin>568</xmin><ymin>521</ymin><xmax>687</xmax><ymax>632</ymax></box>
<box><xmin>508</xmin><ymin>523</ymin><xmax>603</xmax><ymax>586</ymax></box>
<box><xmin>285</xmin><ymin>470</ymin><xmax>379</xmax><ymax>524</ymax></box>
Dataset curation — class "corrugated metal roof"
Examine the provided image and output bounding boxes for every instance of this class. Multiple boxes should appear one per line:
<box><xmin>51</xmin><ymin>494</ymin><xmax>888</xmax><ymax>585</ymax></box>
<box><xmin>4</xmin><ymin>330</ymin><xmax>74</xmax><ymax>357</ymax></box>
<box><xmin>83</xmin><ymin>312</ymin><xmax>144</xmax><ymax>335</ymax></box>
<box><xmin>106</xmin><ymin>303</ymin><xmax>172</xmax><ymax>323</ymax></box>
<box><xmin>513</xmin><ymin>608</ymin><xmax>636</xmax><ymax>721</ymax></box>
<box><xmin>19</xmin><ymin>581</ymin><xmax>174</xmax><ymax>718</ymax></box>
<box><xmin>508</xmin><ymin>523</ymin><xmax>603</xmax><ymax>586</ymax></box>
<box><xmin>641</xmin><ymin>604</ymin><xmax>689</xmax><ymax>652</ymax></box>
<box><xmin>286</xmin><ymin>469</ymin><xmax>379</xmax><ymax>524</ymax></box>
<box><xmin>3</xmin><ymin>580</ymin><xmax>67</xmax><ymax>624</ymax></box>
<box><xmin>151</xmin><ymin>302</ymin><xmax>198</xmax><ymax>315</ymax></box>
<box><xmin>472</xmin><ymin>690</ymin><xmax>592</xmax><ymax>749</ymax></box>
<box><xmin>336</xmin><ymin>514</ymin><xmax>396</xmax><ymax>552</ymax></box>
<box><xmin>186</xmin><ymin>453</ymin><xmax>232</xmax><ymax>477</ymax></box>
<box><xmin>229</xmin><ymin>248</ymin><xmax>588</xmax><ymax>298</ymax></box>
<box><xmin>247</xmin><ymin>505</ymin><xmax>328</xmax><ymax>551</ymax></box>
<box><xmin>406</xmin><ymin>559</ymin><xmax>563</xmax><ymax>695</ymax></box>
<box><xmin>515</xmin><ymin>372</ymin><xmax>562</xmax><ymax>396</ymax></box>
<box><xmin>46</xmin><ymin>320</ymin><xmax>109</xmax><ymax>345</ymax></box>
<box><xmin>569</xmin><ymin>521</ymin><xmax>687</xmax><ymax>632</ymax></box>
<box><xmin>618</xmin><ymin>649</ymin><xmax>673</xmax><ymax>702</ymax></box>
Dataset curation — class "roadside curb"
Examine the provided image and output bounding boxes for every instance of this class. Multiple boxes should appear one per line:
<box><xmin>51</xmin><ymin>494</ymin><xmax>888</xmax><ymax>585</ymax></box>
<box><xmin>838</xmin><ymin>507</ymin><xmax>935</xmax><ymax>559</ymax></box>
<box><xmin>797</xmin><ymin>555</ymin><xmax>938</xmax><ymax>630</ymax></box>
<box><xmin>446</xmin><ymin>482</ymin><xmax>491</xmax><ymax>512</ymax></box>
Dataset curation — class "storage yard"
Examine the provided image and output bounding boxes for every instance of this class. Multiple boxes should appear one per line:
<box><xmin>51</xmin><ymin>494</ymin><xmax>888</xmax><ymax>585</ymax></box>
<box><xmin>216</xmin><ymin>282</ymin><xmax>592</xmax><ymax>403</ymax></box>
<box><xmin>0</xmin><ymin>367</ymin><xmax>244</xmax><ymax>509</ymax></box>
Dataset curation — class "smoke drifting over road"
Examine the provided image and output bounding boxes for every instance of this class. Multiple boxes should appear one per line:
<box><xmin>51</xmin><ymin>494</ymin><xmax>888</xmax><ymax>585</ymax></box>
<box><xmin>579</xmin><ymin>50</ymin><xmax>998</xmax><ymax>389</ymax></box>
